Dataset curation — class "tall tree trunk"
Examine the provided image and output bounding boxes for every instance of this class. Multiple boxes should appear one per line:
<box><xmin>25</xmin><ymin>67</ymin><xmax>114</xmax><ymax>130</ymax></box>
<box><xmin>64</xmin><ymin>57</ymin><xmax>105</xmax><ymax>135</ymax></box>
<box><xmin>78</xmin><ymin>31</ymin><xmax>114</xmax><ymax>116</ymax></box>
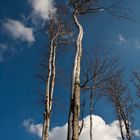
<box><xmin>42</xmin><ymin>15</ymin><xmax>61</xmax><ymax>140</ymax></box>
<box><xmin>42</xmin><ymin>39</ymin><xmax>54</xmax><ymax>140</ymax></box>
<box><xmin>42</xmin><ymin>38</ymin><xmax>57</xmax><ymax>140</ymax></box>
<box><xmin>67</xmin><ymin>12</ymin><xmax>83</xmax><ymax>140</ymax></box>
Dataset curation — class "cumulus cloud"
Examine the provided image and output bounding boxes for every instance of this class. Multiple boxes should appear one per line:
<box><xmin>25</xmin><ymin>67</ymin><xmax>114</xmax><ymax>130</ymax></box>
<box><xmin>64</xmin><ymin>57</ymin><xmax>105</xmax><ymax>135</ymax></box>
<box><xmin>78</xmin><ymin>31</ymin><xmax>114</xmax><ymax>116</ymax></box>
<box><xmin>28</xmin><ymin>0</ymin><xmax>56</xmax><ymax>21</ymax></box>
<box><xmin>49</xmin><ymin>116</ymin><xmax>122</xmax><ymax>140</ymax></box>
<box><xmin>3</xmin><ymin>19</ymin><xmax>35</xmax><ymax>43</ymax></box>
<box><xmin>23</xmin><ymin>115</ymin><xmax>140</xmax><ymax>140</ymax></box>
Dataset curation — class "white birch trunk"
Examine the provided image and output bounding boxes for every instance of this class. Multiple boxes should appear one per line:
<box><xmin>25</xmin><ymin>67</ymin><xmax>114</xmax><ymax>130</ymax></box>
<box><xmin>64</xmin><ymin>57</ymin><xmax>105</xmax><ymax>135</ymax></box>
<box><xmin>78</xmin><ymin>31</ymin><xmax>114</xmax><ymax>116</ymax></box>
<box><xmin>67</xmin><ymin>12</ymin><xmax>83</xmax><ymax>140</ymax></box>
<box><xmin>42</xmin><ymin>39</ymin><xmax>54</xmax><ymax>140</ymax></box>
<box><xmin>42</xmin><ymin>38</ymin><xmax>57</xmax><ymax>140</ymax></box>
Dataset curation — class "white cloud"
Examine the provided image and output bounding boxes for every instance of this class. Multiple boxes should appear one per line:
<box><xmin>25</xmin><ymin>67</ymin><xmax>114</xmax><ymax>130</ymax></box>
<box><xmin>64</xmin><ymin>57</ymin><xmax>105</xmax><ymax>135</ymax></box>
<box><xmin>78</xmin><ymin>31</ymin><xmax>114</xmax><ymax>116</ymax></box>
<box><xmin>23</xmin><ymin>115</ymin><xmax>140</xmax><ymax>140</ymax></box>
<box><xmin>133</xmin><ymin>129</ymin><xmax>140</xmax><ymax>137</ymax></box>
<box><xmin>117</xmin><ymin>34</ymin><xmax>140</xmax><ymax>49</ymax></box>
<box><xmin>28</xmin><ymin>0</ymin><xmax>56</xmax><ymax>21</ymax></box>
<box><xmin>3</xmin><ymin>19</ymin><xmax>35</xmax><ymax>43</ymax></box>
<box><xmin>23</xmin><ymin>119</ymin><xmax>42</xmax><ymax>137</ymax></box>
<box><xmin>133</xmin><ymin>39</ymin><xmax>140</xmax><ymax>49</ymax></box>
<box><xmin>118</xmin><ymin>34</ymin><xmax>127</xmax><ymax>44</ymax></box>
<box><xmin>49</xmin><ymin>116</ymin><xmax>122</xmax><ymax>140</ymax></box>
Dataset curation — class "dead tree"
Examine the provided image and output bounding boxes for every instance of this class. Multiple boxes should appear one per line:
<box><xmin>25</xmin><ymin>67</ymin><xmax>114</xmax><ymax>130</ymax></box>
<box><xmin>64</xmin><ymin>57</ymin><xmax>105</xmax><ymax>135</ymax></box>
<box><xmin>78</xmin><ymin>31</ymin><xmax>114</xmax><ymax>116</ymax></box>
<box><xmin>103</xmin><ymin>74</ymin><xmax>134</xmax><ymax>140</ymax></box>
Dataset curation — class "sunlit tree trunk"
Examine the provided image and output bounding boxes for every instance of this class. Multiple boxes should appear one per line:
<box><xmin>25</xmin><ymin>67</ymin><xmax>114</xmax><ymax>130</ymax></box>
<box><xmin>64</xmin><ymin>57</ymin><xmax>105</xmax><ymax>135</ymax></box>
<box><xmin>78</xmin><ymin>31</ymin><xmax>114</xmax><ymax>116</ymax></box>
<box><xmin>67</xmin><ymin>11</ymin><xmax>83</xmax><ymax>140</ymax></box>
<box><xmin>42</xmin><ymin>18</ymin><xmax>60</xmax><ymax>139</ymax></box>
<box><xmin>42</xmin><ymin>39</ymin><xmax>56</xmax><ymax>140</ymax></box>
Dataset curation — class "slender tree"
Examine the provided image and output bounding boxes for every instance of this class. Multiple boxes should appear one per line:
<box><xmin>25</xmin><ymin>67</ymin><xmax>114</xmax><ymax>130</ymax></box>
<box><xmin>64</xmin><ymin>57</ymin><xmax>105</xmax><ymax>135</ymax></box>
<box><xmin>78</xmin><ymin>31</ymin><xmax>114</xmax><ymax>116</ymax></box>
<box><xmin>80</xmin><ymin>49</ymin><xmax>120</xmax><ymax>140</ymax></box>
<box><xmin>76</xmin><ymin>49</ymin><xmax>134</xmax><ymax>140</ymax></box>
<box><xmin>42</xmin><ymin>16</ymin><xmax>61</xmax><ymax>140</ymax></box>
<box><xmin>41</xmin><ymin>9</ymin><xmax>71</xmax><ymax>140</ymax></box>
<box><xmin>103</xmin><ymin>74</ymin><xmax>134</xmax><ymax>140</ymax></box>
<box><xmin>132</xmin><ymin>71</ymin><xmax>140</xmax><ymax>98</ymax></box>
<box><xmin>67</xmin><ymin>1</ymin><xmax>130</xmax><ymax>139</ymax></box>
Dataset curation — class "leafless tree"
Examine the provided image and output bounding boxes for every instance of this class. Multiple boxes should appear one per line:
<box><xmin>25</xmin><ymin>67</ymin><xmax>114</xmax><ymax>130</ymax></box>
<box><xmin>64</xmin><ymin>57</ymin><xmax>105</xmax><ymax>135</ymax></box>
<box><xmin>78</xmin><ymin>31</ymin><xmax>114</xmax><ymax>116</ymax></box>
<box><xmin>41</xmin><ymin>15</ymin><xmax>61</xmax><ymax>140</ymax></box>
<box><xmin>67</xmin><ymin>0</ymin><xmax>131</xmax><ymax>139</ymax></box>
<box><xmin>132</xmin><ymin>71</ymin><xmax>140</xmax><ymax>98</ymax></box>
<box><xmin>70</xmin><ymin>45</ymin><xmax>134</xmax><ymax>140</ymax></box>
<box><xmin>103</xmin><ymin>74</ymin><xmax>134</xmax><ymax>140</ymax></box>
<box><xmin>131</xmin><ymin>71</ymin><xmax>140</xmax><ymax>111</ymax></box>
<box><xmin>80</xmin><ymin>48</ymin><xmax>120</xmax><ymax>140</ymax></box>
<box><xmin>75</xmin><ymin>47</ymin><xmax>135</xmax><ymax>140</ymax></box>
<box><xmin>40</xmin><ymin>9</ymin><xmax>72</xmax><ymax>140</ymax></box>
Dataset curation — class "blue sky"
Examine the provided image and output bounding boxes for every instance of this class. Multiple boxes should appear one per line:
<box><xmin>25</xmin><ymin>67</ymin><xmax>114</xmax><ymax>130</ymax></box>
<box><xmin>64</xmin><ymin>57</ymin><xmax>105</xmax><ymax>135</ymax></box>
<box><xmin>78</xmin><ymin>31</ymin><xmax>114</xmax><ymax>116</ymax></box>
<box><xmin>0</xmin><ymin>0</ymin><xmax>140</xmax><ymax>140</ymax></box>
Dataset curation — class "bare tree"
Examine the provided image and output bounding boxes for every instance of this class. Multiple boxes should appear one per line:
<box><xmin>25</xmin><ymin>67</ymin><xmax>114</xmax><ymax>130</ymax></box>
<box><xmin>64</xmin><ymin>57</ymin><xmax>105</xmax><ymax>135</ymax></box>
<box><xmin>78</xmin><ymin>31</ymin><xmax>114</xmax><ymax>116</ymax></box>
<box><xmin>131</xmin><ymin>71</ymin><xmax>140</xmax><ymax>112</ymax></box>
<box><xmin>132</xmin><ymin>71</ymin><xmax>140</xmax><ymax>98</ymax></box>
<box><xmin>41</xmin><ymin>16</ymin><xmax>61</xmax><ymax>140</ymax></box>
<box><xmin>103</xmin><ymin>74</ymin><xmax>134</xmax><ymax>140</ymax></box>
<box><xmin>67</xmin><ymin>0</ymin><xmax>131</xmax><ymax>139</ymax></box>
<box><xmin>80</xmin><ymin>49</ymin><xmax>120</xmax><ymax>140</ymax></box>
<box><xmin>74</xmin><ymin>48</ymin><xmax>135</xmax><ymax>140</ymax></box>
<box><xmin>40</xmin><ymin>9</ymin><xmax>72</xmax><ymax>140</ymax></box>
